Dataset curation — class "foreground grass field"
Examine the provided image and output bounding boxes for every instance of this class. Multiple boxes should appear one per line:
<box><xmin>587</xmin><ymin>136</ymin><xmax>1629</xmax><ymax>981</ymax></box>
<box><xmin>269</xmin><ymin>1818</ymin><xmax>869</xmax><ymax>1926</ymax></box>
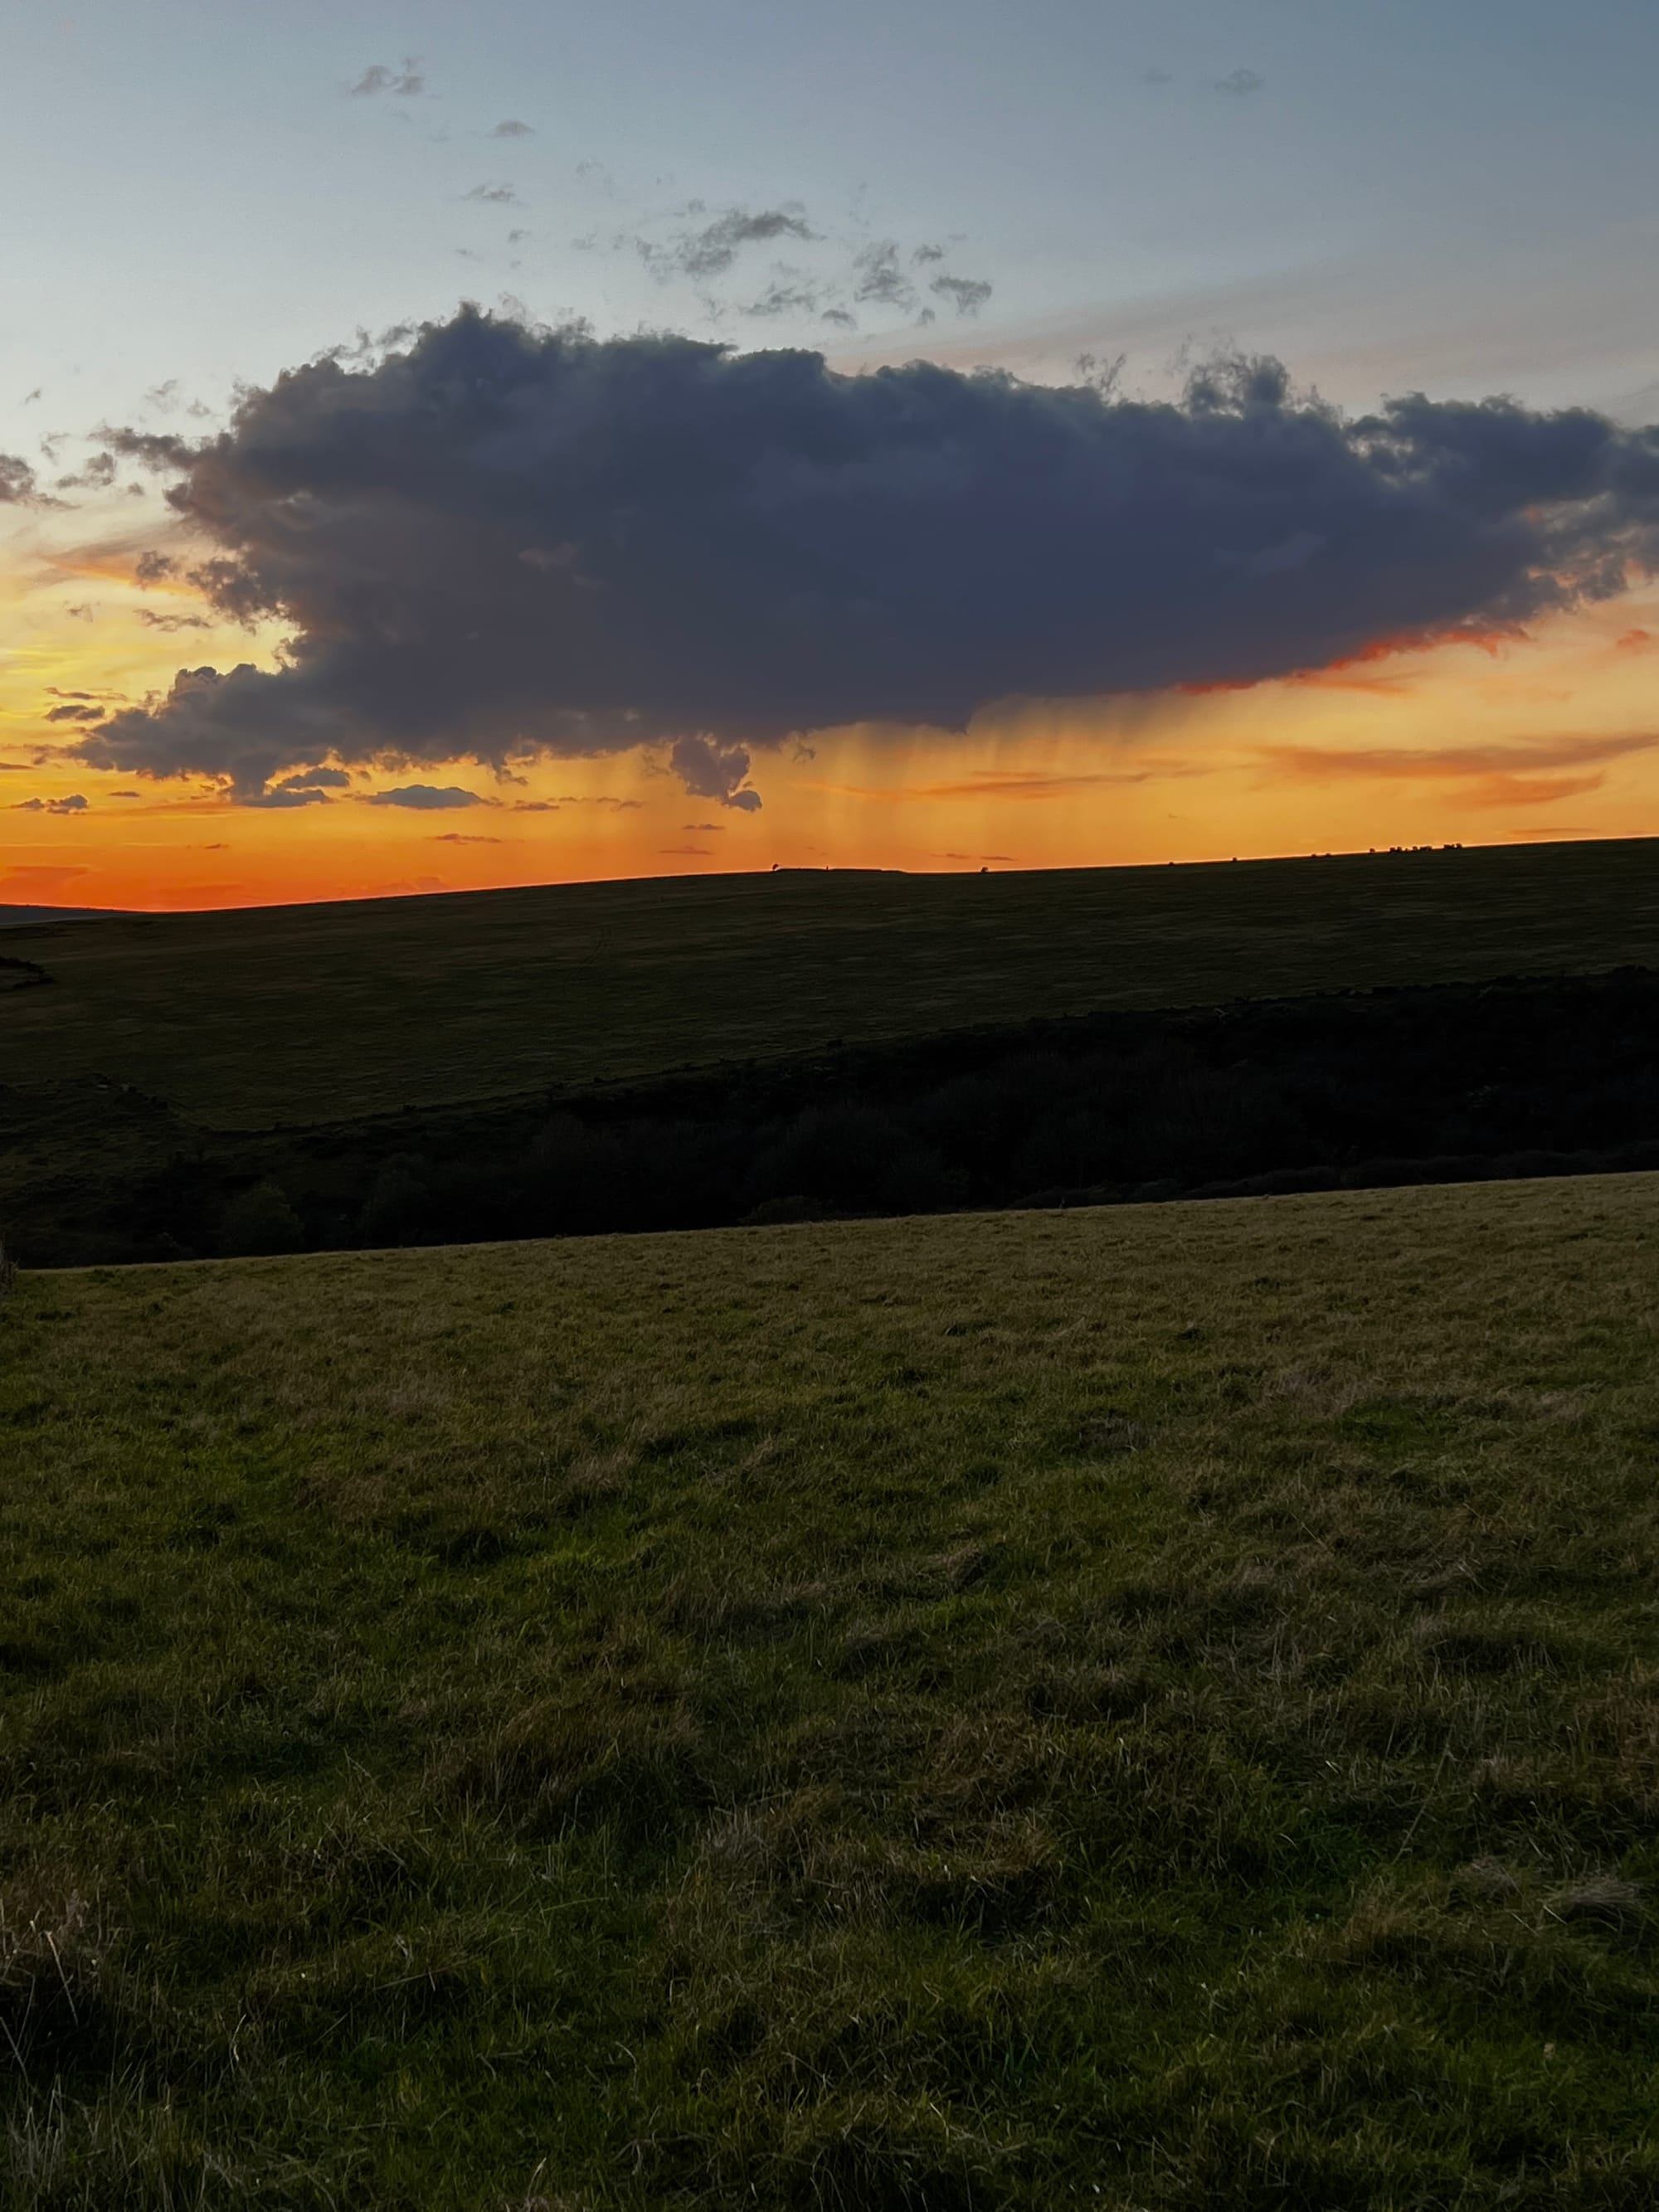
<box><xmin>6</xmin><ymin>837</ymin><xmax>1659</xmax><ymax>1125</ymax></box>
<box><xmin>5</xmin><ymin>1178</ymin><xmax>1659</xmax><ymax>2207</ymax></box>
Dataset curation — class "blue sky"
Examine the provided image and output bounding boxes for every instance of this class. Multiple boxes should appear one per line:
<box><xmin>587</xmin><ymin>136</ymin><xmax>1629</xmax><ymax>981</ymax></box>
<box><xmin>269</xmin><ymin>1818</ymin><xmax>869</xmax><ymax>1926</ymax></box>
<box><xmin>8</xmin><ymin>0</ymin><xmax>1659</xmax><ymax>468</ymax></box>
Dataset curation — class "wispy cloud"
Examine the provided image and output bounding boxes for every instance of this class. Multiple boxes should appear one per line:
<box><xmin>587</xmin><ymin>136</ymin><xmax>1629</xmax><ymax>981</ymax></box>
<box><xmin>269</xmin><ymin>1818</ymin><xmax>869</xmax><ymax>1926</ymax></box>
<box><xmin>136</xmin><ymin>608</ymin><xmax>212</xmax><ymax>632</ymax></box>
<box><xmin>632</xmin><ymin>203</ymin><xmax>817</xmax><ymax>283</ymax></box>
<box><xmin>602</xmin><ymin>198</ymin><xmax>991</xmax><ymax>329</ymax></box>
<box><xmin>348</xmin><ymin>58</ymin><xmax>425</xmax><ymax>98</ymax></box>
<box><xmin>824</xmin><ymin>766</ymin><xmax>1172</xmax><ymax>803</ymax></box>
<box><xmin>1259</xmin><ymin>732</ymin><xmax>1656</xmax><ymax>781</ymax></box>
<box><xmin>0</xmin><ymin>863</ymin><xmax>92</xmax><ymax>892</ymax></box>
<box><xmin>929</xmin><ymin>275</ymin><xmax>993</xmax><ymax>317</ymax></box>
<box><xmin>1259</xmin><ymin>732</ymin><xmax>1656</xmax><ymax>808</ymax></box>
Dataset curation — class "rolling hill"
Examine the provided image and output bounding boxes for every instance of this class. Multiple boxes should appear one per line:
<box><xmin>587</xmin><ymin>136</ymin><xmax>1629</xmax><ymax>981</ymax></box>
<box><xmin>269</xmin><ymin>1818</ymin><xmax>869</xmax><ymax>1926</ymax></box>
<box><xmin>4</xmin><ymin>838</ymin><xmax>1658</xmax><ymax>1128</ymax></box>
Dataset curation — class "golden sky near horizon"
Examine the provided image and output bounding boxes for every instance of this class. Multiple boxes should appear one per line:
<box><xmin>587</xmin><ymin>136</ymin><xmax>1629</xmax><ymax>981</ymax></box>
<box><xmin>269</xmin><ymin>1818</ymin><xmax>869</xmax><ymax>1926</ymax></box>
<box><xmin>3</xmin><ymin>510</ymin><xmax>1657</xmax><ymax>912</ymax></box>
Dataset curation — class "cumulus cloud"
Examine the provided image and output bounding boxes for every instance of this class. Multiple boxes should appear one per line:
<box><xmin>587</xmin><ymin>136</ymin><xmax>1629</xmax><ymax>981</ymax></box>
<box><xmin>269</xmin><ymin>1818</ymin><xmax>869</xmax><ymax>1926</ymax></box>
<box><xmin>71</xmin><ymin>310</ymin><xmax>1659</xmax><ymax>809</ymax></box>
<box><xmin>463</xmin><ymin>182</ymin><xmax>521</xmax><ymax>206</ymax></box>
<box><xmin>134</xmin><ymin>550</ymin><xmax>178</xmax><ymax>584</ymax></box>
<box><xmin>44</xmin><ymin>702</ymin><xmax>105</xmax><ymax>723</ymax></box>
<box><xmin>14</xmin><ymin>794</ymin><xmax>90</xmax><ymax>814</ymax></box>
<box><xmin>432</xmin><ymin>830</ymin><xmax>503</xmax><ymax>842</ymax></box>
<box><xmin>669</xmin><ymin>734</ymin><xmax>762</xmax><ymax>810</ymax></box>
<box><xmin>491</xmin><ymin>119</ymin><xmax>533</xmax><ymax>138</ymax></box>
<box><xmin>0</xmin><ymin>453</ymin><xmax>39</xmax><ymax>501</ymax></box>
<box><xmin>1215</xmin><ymin>68</ymin><xmax>1265</xmax><ymax>95</ymax></box>
<box><xmin>55</xmin><ymin>452</ymin><xmax>119</xmax><ymax>492</ymax></box>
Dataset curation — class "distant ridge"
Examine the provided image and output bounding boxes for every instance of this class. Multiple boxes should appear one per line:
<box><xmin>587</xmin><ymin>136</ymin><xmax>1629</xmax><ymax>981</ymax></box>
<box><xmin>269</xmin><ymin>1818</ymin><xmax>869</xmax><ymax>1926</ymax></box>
<box><xmin>0</xmin><ymin>904</ymin><xmax>130</xmax><ymax>926</ymax></box>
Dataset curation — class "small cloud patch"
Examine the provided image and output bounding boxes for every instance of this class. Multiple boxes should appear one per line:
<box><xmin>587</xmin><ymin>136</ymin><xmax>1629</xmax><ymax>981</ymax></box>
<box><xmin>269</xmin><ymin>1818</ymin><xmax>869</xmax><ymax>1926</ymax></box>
<box><xmin>349</xmin><ymin>59</ymin><xmax>425</xmax><ymax>97</ymax></box>
<box><xmin>365</xmin><ymin>784</ymin><xmax>494</xmax><ymax>809</ymax></box>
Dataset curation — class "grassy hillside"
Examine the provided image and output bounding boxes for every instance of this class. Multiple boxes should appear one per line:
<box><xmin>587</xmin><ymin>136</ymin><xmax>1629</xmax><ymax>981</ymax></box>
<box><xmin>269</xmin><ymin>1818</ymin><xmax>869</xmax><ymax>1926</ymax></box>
<box><xmin>6</xmin><ymin>1177</ymin><xmax>1659</xmax><ymax>2207</ymax></box>
<box><xmin>5</xmin><ymin>838</ymin><xmax>1659</xmax><ymax>1126</ymax></box>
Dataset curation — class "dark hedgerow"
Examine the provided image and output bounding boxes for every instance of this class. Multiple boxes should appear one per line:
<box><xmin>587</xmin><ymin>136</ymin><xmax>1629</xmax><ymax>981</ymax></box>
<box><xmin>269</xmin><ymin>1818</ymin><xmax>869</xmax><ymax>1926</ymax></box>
<box><xmin>8</xmin><ymin>964</ymin><xmax>1659</xmax><ymax>1267</ymax></box>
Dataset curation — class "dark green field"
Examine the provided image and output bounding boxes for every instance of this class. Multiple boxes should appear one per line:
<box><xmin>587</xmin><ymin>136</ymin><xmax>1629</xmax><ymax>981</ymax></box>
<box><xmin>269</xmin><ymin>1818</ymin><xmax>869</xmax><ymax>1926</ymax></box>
<box><xmin>7</xmin><ymin>839</ymin><xmax>1659</xmax><ymax>1125</ymax></box>
<box><xmin>6</xmin><ymin>1177</ymin><xmax>1659</xmax><ymax>2207</ymax></box>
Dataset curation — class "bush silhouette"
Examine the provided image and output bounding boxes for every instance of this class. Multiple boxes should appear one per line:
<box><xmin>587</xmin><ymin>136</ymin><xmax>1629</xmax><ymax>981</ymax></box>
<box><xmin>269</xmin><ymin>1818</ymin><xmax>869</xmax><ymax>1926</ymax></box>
<box><xmin>218</xmin><ymin>1180</ymin><xmax>305</xmax><ymax>1257</ymax></box>
<box><xmin>358</xmin><ymin>1155</ymin><xmax>434</xmax><ymax>1247</ymax></box>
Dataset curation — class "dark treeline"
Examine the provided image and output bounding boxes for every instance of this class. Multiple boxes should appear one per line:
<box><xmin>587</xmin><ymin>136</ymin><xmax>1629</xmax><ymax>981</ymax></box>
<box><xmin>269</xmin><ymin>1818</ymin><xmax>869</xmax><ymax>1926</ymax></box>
<box><xmin>11</xmin><ymin>966</ymin><xmax>1659</xmax><ymax>1265</ymax></box>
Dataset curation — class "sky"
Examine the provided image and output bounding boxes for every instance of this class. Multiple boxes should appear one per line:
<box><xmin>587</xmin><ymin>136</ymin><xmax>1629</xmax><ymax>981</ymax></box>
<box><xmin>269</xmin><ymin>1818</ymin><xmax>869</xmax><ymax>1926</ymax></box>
<box><xmin>4</xmin><ymin>0</ymin><xmax>1659</xmax><ymax>911</ymax></box>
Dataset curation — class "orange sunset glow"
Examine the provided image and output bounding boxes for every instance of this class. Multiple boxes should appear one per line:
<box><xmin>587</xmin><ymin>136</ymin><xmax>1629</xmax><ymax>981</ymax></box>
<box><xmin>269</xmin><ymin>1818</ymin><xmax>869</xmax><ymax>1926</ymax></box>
<box><xmin>6</xmin><ymin>516</ymin><xmax>1657</xmax><ymax>912</ymax></box>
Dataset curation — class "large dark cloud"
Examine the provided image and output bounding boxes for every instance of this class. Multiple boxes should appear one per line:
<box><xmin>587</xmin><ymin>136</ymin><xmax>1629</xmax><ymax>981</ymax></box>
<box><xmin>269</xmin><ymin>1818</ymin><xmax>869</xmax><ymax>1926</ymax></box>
<box><xmin>78</xmin><ymin>309</ymin><xmax>1659</xmax><ymax>805</ymax></box>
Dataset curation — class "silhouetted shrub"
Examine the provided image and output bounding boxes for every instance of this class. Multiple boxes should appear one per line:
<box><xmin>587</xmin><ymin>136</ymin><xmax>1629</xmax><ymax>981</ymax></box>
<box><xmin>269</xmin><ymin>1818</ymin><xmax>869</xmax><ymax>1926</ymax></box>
<box><xmin>219</xmin><ymin>1179</ymin><xmax>306</xmax><ymax>1257</ymax></box>
<box><xmin>358</xmin><ymin>1154</ymin><xmax>435</xmax><ymax>1246</ymax></box>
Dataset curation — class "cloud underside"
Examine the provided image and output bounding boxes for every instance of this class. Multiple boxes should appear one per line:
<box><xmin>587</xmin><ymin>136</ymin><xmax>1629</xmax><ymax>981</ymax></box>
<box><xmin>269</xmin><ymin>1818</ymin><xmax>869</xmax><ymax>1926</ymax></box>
<box><xmin>77</xmin><ymin>309</ymin><xmax>1659</xmax><ymax>807</ymax></box>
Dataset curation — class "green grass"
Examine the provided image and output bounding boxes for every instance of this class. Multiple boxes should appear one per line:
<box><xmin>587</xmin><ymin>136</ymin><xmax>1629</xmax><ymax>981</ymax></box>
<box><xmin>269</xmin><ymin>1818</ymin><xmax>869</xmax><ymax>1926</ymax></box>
<box><xmin>6</xmin><ymin>1175</ymin><xmax>1659</xmax><ymax>2206</ymax></box>
<box><xmin>7</xmin><ymin>839</ymin><xmax>1659</xmax><ymax>1125</ymax></box>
